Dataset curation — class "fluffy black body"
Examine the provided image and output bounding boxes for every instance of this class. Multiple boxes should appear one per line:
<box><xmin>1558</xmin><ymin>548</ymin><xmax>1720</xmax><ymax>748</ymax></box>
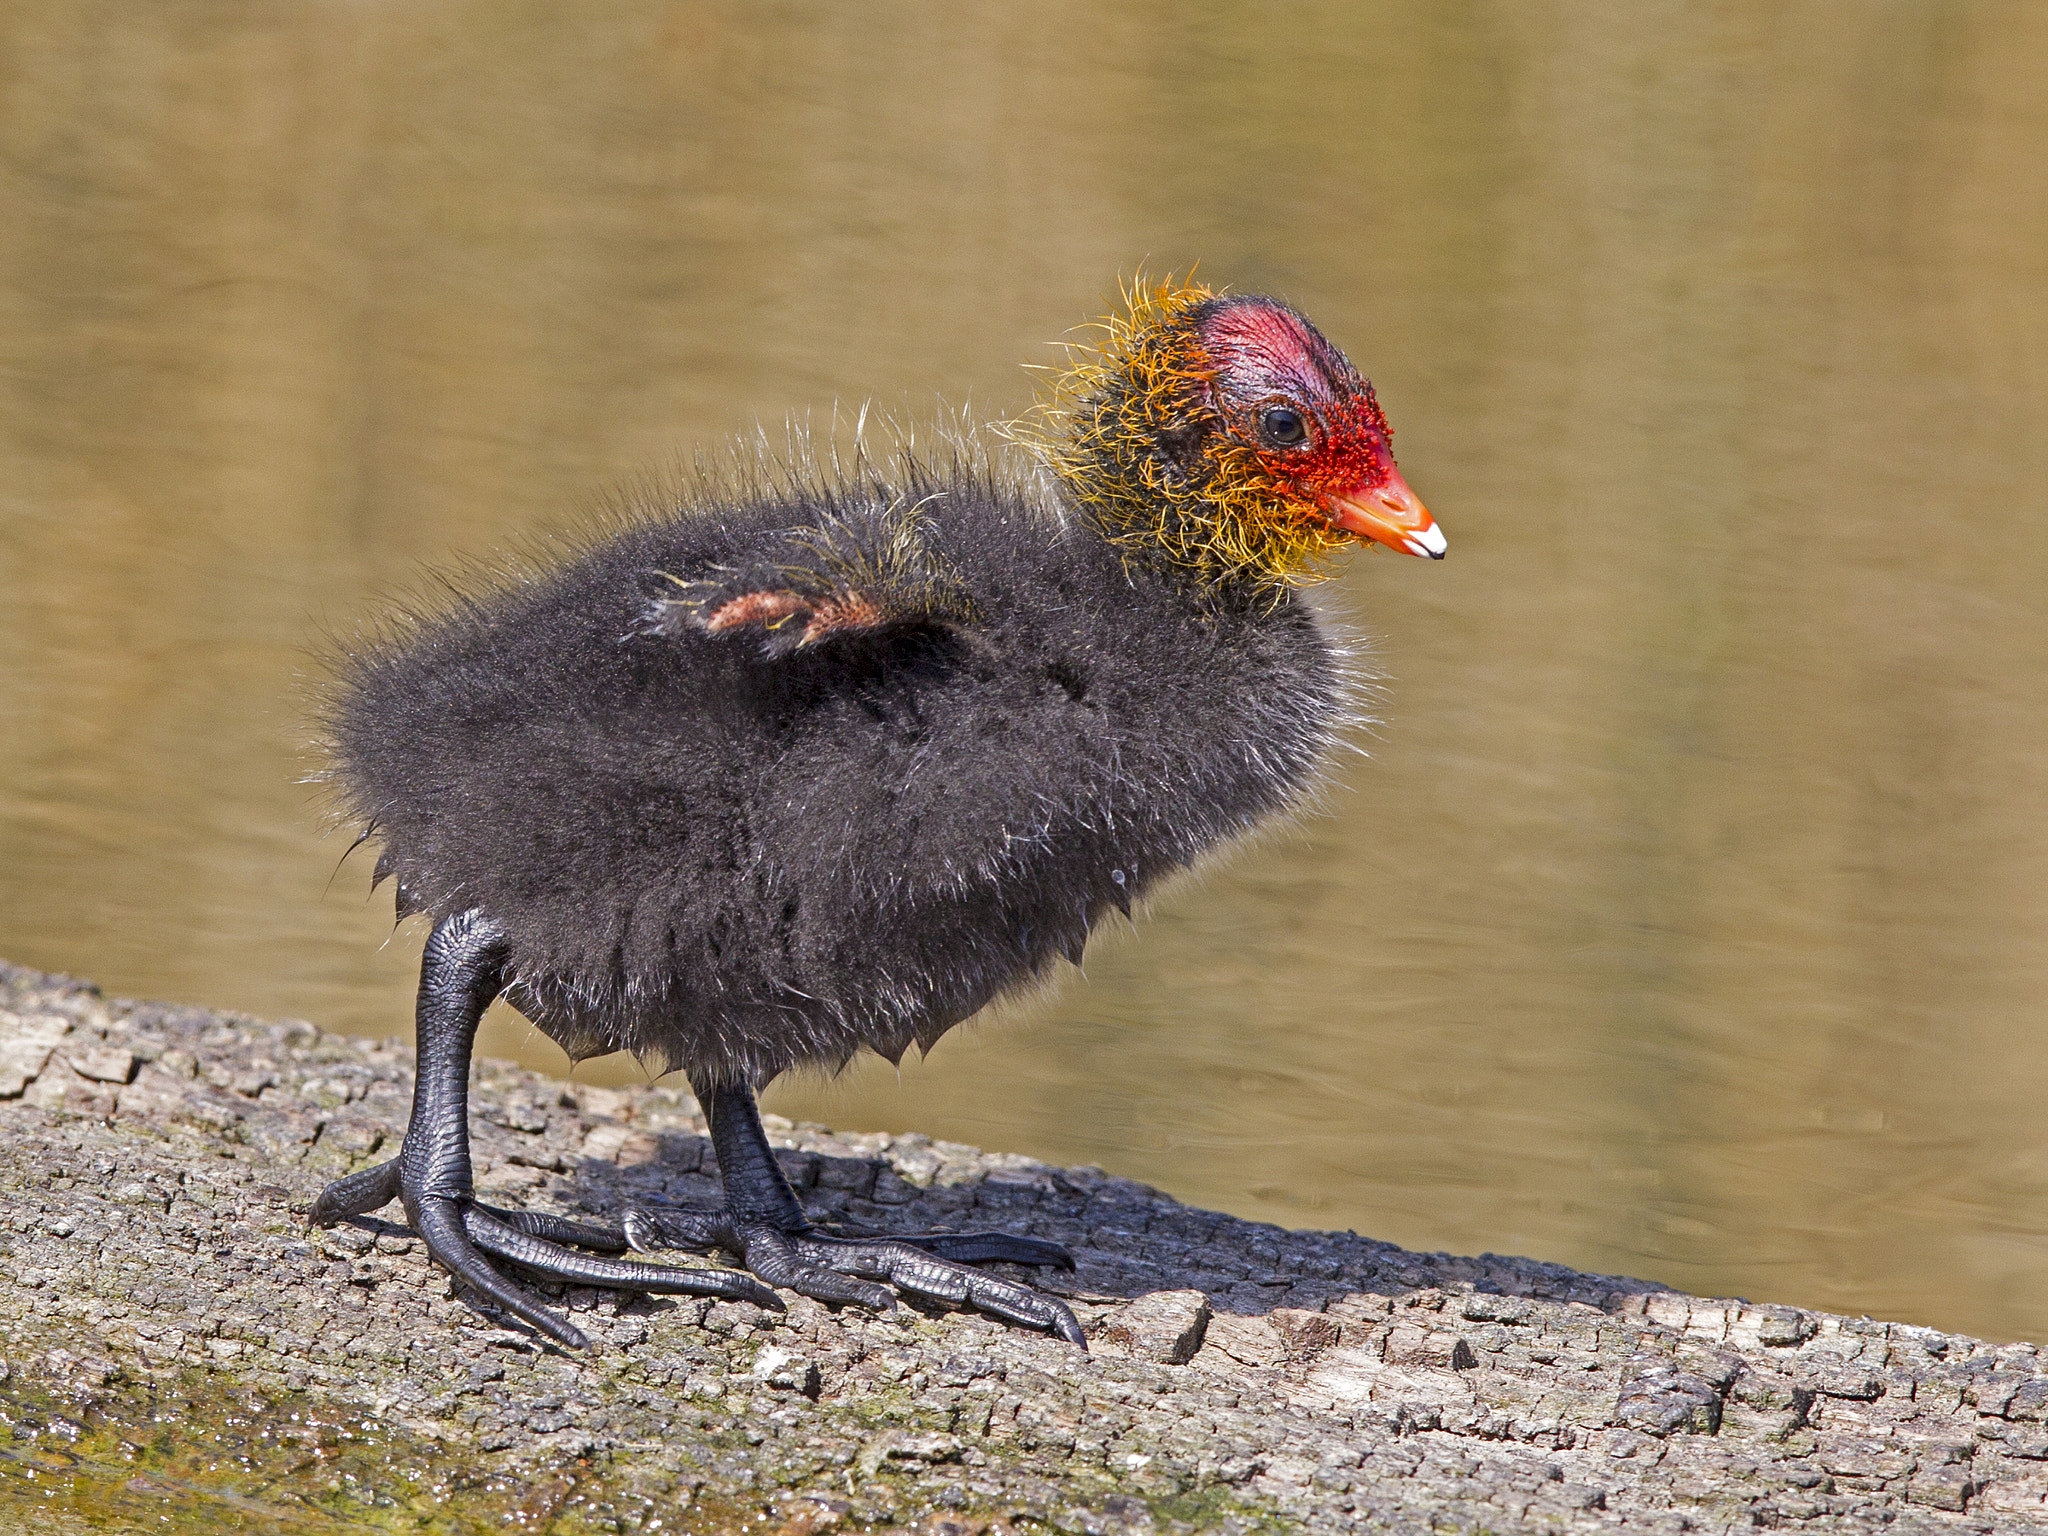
<box><xmin>331</xmin><ymin>461</ymin><xmax>1342</xmax><ymax>1087</ymax></box>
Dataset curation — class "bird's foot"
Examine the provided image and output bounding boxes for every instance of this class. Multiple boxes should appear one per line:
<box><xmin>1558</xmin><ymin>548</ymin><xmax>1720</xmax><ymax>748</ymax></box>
<box><xmin>310</xmin><ymin>1157</ymin><xmax>780</xmax><ymax>1349</ymax></box>
<box><xmin>623</xmin><ymin>1207</ymin><xmax>1087</xmax><ymax>1347</ymax></box>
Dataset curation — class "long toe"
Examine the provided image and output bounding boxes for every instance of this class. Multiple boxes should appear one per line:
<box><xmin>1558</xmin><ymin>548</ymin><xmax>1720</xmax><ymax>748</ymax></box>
<box><xmin>311</xmin><ymin>1158</ymin><xmax>401</xmax><ymax>1226</ymax></box>
<box><xmin>474</xmin><ymin>1205</ymin><xmax>631</xmax><ymax>1253</ymax></box>
<box><xmin>739</xmin><ymin>1225</ymin><xmax>897</xmax><ymax>1314</ymax></box>
<box><xmin>794</xmin><ymin>1233</ymin><xmax>1087</xmax><ymax>1347</ymax></box>
<box><xmin>413</xmin><ymin>1195</ymin><xmax>592</xmax><ymax>1349</ymax></box>
<box><xmin>881</xmin><ymin>1230</ymin><xmax>1075</xmax><ymax>1269</ymax></box>
<box><xmin>463</xmin><ymin>1207</ymin><xmax>781</xmax><ymax>1309</ymax></box>
<box><xmin>622</xmin><ymin>1206</ymin><xmax>735</xmax><ymax>1255</ymax></box>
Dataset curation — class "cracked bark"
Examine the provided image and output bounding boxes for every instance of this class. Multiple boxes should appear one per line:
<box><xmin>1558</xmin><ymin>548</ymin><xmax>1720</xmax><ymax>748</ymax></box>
<box><xmin>2</xmin><ymin>958</ymin><xmax>2045</xmax><ymax>1535</ymax></box>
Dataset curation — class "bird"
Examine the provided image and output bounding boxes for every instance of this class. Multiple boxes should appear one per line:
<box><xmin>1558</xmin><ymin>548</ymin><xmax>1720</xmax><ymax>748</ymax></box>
<box><xmin>310</xmin><ymin>277</ymin><xmax>1444</xmax><ymax>1350</ymax></box>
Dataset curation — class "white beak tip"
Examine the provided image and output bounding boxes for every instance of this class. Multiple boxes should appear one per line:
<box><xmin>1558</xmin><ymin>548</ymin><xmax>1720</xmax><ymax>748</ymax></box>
<box><xmin>1403</xmin><ymin>524</ymin><xmax>1448</xmax><ymax>559</ymax></box>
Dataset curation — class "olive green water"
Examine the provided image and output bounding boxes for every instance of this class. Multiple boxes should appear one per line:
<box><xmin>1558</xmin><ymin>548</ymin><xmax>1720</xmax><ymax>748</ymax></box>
<box><xmin>4</xmin><ymin>2</ymin><xmax>2046</xmax><ymax>1345</ymax></box>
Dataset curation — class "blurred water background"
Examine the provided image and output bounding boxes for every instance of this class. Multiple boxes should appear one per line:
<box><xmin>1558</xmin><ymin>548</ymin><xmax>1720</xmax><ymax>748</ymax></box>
<box><xmin>4</xmin><ymin>2</ymin><xmax>2047</xmax><ymax>1342</ymax></box>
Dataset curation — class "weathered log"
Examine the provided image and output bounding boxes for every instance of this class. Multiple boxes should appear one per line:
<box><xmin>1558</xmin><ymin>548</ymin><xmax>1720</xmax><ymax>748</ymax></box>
<box><xmin>2</xmin><ymin>958</ymin><xmax>2044</xmax><ymax>1534</ymax></box>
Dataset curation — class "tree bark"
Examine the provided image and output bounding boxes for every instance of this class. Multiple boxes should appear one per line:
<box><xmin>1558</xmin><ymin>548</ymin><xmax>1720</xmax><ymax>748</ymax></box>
<box><xmin>2</xmin><ymin>958</ymin><xmax>2044</xmax><ymax>1534</ymax></box>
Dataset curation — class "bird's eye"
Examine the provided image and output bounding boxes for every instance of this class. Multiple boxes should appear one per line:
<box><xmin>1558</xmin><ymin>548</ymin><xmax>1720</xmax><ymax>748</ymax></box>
<box><xmin>1260</xmin><ymin>405</ymin><xmax>1308</xmax><ymax>446</ymax></box>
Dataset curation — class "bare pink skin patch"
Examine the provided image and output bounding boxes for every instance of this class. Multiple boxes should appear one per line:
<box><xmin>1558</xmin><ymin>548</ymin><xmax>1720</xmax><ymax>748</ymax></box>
<box><xmin>703</xmin><ymin>588</ymin><xmax>887</xmax><ymax>646</ymax></box>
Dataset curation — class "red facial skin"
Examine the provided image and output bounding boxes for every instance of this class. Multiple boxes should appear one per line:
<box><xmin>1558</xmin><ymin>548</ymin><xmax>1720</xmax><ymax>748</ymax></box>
<box><xmin>1194</xmin><ymin>299</ymin><xmax>1443</xmax><ymax>559</ymax></box>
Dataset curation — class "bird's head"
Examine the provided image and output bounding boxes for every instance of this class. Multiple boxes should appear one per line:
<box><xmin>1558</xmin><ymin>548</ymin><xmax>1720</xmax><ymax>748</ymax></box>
<box><xmin>1028</xmin><ymin>278</ymin><xmax>1443</xmax><ymax>586</ymax></box>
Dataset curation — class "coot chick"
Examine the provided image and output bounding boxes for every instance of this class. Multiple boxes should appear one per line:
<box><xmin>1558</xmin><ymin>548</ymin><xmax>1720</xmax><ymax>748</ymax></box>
<box><xmin>311</xmin><ymin>279</ymin><xmax>1444</xmax><ymax>1349</ymax></box>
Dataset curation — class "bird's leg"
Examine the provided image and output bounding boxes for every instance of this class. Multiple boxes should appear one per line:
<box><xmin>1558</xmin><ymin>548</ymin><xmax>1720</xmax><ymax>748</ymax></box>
<box><xmin>622</xmin><ymin>1078</ymin><xmax>1087</xmax><ymax>1347</ymax></box>
<box><xmin>310</xmin><ymin>910</ymin><xmax>777</xmax><ymax>1349</ymax></box>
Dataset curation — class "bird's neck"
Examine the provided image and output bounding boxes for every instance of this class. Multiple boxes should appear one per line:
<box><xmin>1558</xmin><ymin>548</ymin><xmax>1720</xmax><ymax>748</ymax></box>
<box><xmin>1052</xmin><ymin>406</ymin><xmax>1347</xmax><ymax>594</ymax></box>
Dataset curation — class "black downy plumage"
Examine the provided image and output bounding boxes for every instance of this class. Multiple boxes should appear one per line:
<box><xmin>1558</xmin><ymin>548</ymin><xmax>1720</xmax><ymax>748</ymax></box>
<box><xmin>311</xmin><ymin>280</ymin><xmax>1444</xmax><ymax>1350</ymax></box>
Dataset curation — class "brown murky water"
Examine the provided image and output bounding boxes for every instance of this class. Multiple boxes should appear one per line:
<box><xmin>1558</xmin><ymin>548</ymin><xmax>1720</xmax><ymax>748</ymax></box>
<box><xmin>4</xmin><ymin>3</ymin><xmax>2047</xmax><ymax>1343</ymax></box>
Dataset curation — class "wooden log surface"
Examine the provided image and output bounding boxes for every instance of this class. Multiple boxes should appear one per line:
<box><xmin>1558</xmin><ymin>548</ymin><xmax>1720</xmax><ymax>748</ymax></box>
<box><xmin>2</xmin><ymin>957</ymin><xmax>2045</xmax><ymax>1535</ymax></box>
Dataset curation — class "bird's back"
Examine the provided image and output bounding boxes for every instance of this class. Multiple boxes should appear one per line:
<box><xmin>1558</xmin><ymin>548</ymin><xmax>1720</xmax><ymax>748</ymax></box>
<box><xmin>330</xmin><ymin>463</ymin><xmax>1343</xmax><ymax>1083</ymax></box>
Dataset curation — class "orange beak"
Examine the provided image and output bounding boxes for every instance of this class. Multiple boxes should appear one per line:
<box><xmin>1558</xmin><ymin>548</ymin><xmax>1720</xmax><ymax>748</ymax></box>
<box><xmin>1323</xmin><ymin>467</ymin><xmax>1446</xmax><ymax>559</ymax></box>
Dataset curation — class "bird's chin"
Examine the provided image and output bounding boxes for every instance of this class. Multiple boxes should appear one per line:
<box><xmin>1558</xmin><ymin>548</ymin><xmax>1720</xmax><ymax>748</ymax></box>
<box><xmin>1323</xmin><ymin>470</ymin><xmax>1445</xmax><ymax>560</ymax></box>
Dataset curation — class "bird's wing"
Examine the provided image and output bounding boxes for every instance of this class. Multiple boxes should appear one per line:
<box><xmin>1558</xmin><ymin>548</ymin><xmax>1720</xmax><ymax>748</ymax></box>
<box><xmin>637</xmin><ymin>508</ymin><xmax>978</xmax><ymax>659</ymax></box>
